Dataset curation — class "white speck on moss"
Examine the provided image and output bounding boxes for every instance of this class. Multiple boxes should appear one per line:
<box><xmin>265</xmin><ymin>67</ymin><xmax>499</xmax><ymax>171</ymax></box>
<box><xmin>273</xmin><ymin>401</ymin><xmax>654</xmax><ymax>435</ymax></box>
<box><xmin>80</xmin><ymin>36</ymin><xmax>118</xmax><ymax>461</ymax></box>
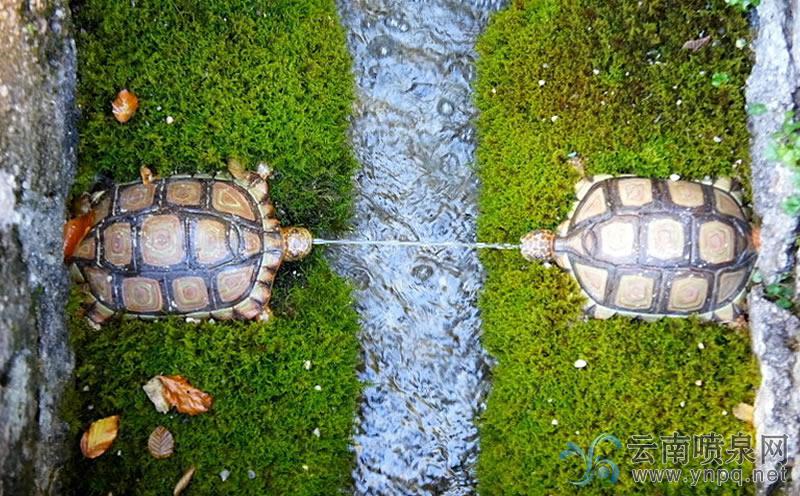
<box><xmin>695</xmin><ymin>380</ymin><xmax>703</xmax><ymax>387</ymax></box>
<box><xmin>247</xmin><ymin>470</ymin><xmax>256</xmax><ymax>479</ymax></box>
<box><xmin>680</xmin><ymin>401</ymin><xmax>686</xmax><ymax>407</ymax></box>
<box><xmin>314</xmin><ymin>384</ymin><xmax>322</xmax><ymax>391</ymax></box>
<box><xmin>220</xmin><ymin>469</ymin><xmax>230</xmax><ymax>481</ymax></box>
<box><xmin>166</xmin><ymin>115</ymin><xmax>174</xmax><ymax>124</ymax></box>
<box><xmin>313</xmin><ymin>428</ymin><xmax>321</xmax><ymax>438</ymax></box>
<box><xmin>303</xmin><ymin>360</ymin><xmax>312</xmax><ymax>370</ymax></box>
<box><xmin>669</xmin><ymin>174</ymin><xmax>681</xmax><ymax>181</ymax></box>
<box><xmin>698</xmin><ymin>342</ymin><xmax>705</xmax><ymax>350</ymax></box>
<box><xmin>574</xmin><ymin>359</ymin><xmax>587</xmax><ymax>369</ymax></box>
<box><xmin>551</xmin><ymin>419</ymin><xmax>559</xmax><ymax>426</ymax></box>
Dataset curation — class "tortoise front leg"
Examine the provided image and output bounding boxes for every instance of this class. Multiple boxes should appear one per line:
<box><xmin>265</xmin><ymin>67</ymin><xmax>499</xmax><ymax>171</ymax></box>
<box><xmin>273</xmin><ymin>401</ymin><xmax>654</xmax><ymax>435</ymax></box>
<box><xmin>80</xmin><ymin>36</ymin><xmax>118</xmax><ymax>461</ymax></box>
<box><xmin>140</xmin><ymin>165</ymin><xmax>158</xmax><ymax>185</ymax></box>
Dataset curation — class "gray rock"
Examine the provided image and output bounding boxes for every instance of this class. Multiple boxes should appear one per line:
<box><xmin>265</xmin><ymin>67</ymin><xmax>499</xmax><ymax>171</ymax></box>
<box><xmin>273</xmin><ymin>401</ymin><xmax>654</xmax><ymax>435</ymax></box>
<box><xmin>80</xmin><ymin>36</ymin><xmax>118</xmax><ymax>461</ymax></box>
<box><xmin>747</xmin><ymin>1</ymin><xmax>800</xmax><ymax>494</ymax></box>
<box><xmin>0</xmin><ymin>1</ymin><xmax>77</xmax><ymax>494</ymax></box>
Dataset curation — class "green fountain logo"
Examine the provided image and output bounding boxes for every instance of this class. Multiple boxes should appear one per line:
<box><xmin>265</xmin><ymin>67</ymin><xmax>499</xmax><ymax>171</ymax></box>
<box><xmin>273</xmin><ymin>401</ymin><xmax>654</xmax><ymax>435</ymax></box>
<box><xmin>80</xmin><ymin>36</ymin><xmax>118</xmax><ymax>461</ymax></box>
<box><xmin>560</xmin><ymin>433</ymin><xmax>622</xmax><ymax>486</ymax></box>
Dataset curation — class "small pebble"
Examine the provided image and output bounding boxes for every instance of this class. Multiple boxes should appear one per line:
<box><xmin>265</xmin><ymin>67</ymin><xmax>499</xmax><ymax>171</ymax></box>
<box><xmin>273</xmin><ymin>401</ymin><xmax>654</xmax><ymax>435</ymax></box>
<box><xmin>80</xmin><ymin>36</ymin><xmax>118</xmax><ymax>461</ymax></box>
<box><xmin>303</xmin><ymin>360</ymin><xmax>312</xmax><ymax>370</ymax></box>
<box><xmin>550</xmin><ymin>115</ymin><xmax>559</xmax><ymax>123</ymax></box>
<box><xmin>680</xmin><ymin>401</ymin><xmax>686</xmax><ymax>407</ymax></box>
<box><xmin>88</xmin><ymin>404</ymin><xmax>94</xmax><ymax>410</ymax></box>
<box><xmin>698</xmin><ymin>342</ymin><xmax>705</xmax><ymax>350</ymax></box>
<box><xmin>116</xmin><ymin>450</ymin><xmax>122</xmax><ymax>456</ymax></box>
<box><xmin>676</xmin><ymin>99</ymin><xmax>682</xmax><ymax>106</ymax></box>
<box><xmin>574</xmin><ymin>359</ymin><xmax>587</xmax><ymax>369</ymax></box>
<box><xmin>713</xmin><ymin>136</ymin><xmax>723</xmax><ymax>143</ymax></box>
<box><xmin>722</xmin><ymin>410</ymin><xmax>728</xmax><ymax>416</ymax></box>
<box><xmin>538</xmin><ymin>79</ymin><xmax>546</xmax><ymax>87</ymax></box>
<box><xmin>551</xmin><ymin>419</ymin><xmax>559</xmax><ymax>426</ymax></box>
<box><xmin>313</xmin><ymin>428</ymin><xmax>321</xmax><ymax>438</ymax></box>
<box><xmin>735</xmin><ymin>38</ymin><xmax>747</xmax><ymax>49</ymax></box>
<box><xmin>247</xmin><ymin>470</ymin><xmax>256</xmax><ymax>479</ymax></box>
<box><xmin>82</xmin><ymin>385</ymin><xmax>90</xmax><ymax>392</ymax></box>
<box><xmin>302</xmin><ymin>465</ymin><xmax>309</xmax><ymax>471</ymax></box>
<box><xmin>220</xmin><ymin>469</ymin><xmax>230</xmax><ymax>482</ymax></box>
<box><xmin>0</xmin><ymin>85</ymin><xmax>8</xmax><ymax>98</ymax></box>
<box><xmin>166</xmin><ymin>116</ymin><xmax>174</xmax><ymax>124</ymax></box>
<box><xmin>669</xmin><ymin>174</ymin><xmax>681</xmax><ymax>181</ymax></box>
<box><xmin>314</xmin><ymin>385</ymin><xmax>322</xmax><ymax>391</ymax></box>
<box><xmin>695</xmin><ymin>380</ymin><xmax>703</xmax><ymax>387</ymax></box>
<box><xmin>491</xmin><ymin>87</ymin><xmax>496</xmax><ymax>94</ymax></box>
<box><xmin>592</xmin><ymin>68</ymin><xmax>600</xmax><ymax>75</ymax></box>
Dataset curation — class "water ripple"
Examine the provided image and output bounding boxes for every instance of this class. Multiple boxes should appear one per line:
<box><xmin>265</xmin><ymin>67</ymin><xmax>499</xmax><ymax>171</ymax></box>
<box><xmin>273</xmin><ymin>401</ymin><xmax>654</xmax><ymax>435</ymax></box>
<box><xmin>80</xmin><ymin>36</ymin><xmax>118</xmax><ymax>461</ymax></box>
<box><xmin>332</xmin><ymin>1</ymin><xmax>505</xmax><ymax>494</ymax></box>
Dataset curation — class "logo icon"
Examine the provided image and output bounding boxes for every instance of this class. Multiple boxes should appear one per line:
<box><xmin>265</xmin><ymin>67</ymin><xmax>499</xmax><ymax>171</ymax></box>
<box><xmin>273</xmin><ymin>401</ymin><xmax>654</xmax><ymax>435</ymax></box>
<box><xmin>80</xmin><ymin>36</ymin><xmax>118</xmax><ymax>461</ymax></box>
<box><xmin>560</xmin><ymin>433</ymin><xmax>622</xmax><ymax>486</ymax></box>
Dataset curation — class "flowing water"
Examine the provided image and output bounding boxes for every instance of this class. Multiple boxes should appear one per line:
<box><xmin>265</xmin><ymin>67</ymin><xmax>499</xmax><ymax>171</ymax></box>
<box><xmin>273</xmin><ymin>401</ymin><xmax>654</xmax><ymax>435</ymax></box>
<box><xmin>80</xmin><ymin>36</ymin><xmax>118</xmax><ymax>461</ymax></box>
<box><xmin>331</xmin><ymin>1</ymin><xmax>505</xmax><ymax>494</ymax></box>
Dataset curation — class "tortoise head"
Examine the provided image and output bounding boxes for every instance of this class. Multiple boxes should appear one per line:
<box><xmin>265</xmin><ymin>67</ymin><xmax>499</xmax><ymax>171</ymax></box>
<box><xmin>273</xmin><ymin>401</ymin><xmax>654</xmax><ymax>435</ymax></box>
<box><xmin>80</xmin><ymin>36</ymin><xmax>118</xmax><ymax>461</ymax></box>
<box><xmin>520</xmin><ymin>230</ymin><xmax>556</xmax><ymax>262</ymax></box>
<box><xmin>281</xmin><ymin>227</ymin><xmax>313</xmax><ymax>262</ymax></box>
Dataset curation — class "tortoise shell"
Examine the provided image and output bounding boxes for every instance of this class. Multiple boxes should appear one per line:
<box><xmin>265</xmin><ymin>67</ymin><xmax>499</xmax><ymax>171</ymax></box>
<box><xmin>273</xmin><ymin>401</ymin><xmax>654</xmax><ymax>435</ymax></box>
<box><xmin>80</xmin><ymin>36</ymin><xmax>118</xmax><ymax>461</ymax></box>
<box><xmin>69</xmin><ymin>171</ymin><xmax>285</xmax><ymax>326</ymax></box>
<box><xmin>551</xmin><ymin>176</ymin><xmax>756</xmax><ymax>322</ymax></box>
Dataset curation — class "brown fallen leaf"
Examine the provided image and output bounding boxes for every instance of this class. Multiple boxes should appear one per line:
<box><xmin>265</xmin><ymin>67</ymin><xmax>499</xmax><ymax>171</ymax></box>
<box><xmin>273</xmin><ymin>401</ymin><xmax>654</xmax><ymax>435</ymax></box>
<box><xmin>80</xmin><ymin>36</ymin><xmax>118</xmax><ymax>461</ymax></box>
<box><xmin>682</xmin><ymin>35</ymin><xmax>711</xmax><ymax>52</ymax></box>
<box><xmin>112</xmin><ymin>89</ymin><xmax>138</xmax><ymax>123</ymax></box>
<box><xmin>159</xmin><ymin>375</ymin><xmax>213</xmax><ymax>415</ymax></box>
<box><xmin>148</xmin><ymin>426</ymin><xmax>175</xmax><ymax>459</ymax></box>
<box><xmin>733</xmin><ymin>402</ymin><xmax>754</xmax><ymax>424</ymax></box>
<box><xmin>173</xmin><ymin>466</ymin><xmax>196</xmax><ymax>496</ymax></box>
<box><xmin>80</xmin><ymin>415</ymin><xmax>120</xmax><ymax>459</ymax></box>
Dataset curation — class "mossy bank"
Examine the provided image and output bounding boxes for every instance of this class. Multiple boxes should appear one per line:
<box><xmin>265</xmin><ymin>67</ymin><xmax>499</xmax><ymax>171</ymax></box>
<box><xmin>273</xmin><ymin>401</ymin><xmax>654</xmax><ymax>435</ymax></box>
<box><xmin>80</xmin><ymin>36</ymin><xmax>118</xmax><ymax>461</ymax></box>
<box><xmin>475</xmin><ymin>0</ymin><xmax>758</xmax><ymax>494</ymax></box>
<box><xmin>63</xmin><ymin>1</ymin><xmax>360</xmax><ymax>494</ymax></box>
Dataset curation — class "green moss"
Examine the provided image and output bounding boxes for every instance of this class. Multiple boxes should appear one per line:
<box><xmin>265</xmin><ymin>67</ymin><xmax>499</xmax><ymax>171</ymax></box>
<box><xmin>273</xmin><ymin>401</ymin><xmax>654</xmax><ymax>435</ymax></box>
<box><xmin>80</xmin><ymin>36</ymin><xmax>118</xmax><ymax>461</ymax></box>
<box><xmin>73</xmin><ymin>0</ymin><xmax>357</xmax><ymax>232</ymax></box>
<box><xmin>64</xmin><ymin>1</ymin><xmax>361</xmax><ymax>494</ymax></box>
<box><xmin>64</xmin><ymin>255</ymin><xmax>360</xmax><ymax>495</ymax></box>
<box><xmin>475</xmin><ymin>0</ymin><xmax>758</xmax><ymax>493</ymax></box>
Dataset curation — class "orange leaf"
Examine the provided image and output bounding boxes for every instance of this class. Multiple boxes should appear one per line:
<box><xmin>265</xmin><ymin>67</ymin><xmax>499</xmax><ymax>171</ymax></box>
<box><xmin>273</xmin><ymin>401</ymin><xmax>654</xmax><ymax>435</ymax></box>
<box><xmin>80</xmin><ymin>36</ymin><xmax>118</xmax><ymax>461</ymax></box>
<box><xmin>80</xmin><ymin>415</ymin><xmax>119</xmax><ymax>459</ymax></box>
<box><xmin>148</xmin><ymin>426</ymin><xmax>174</xmax><ymax>459</ymax></box>
<box><xmin>159</xmin><ymin>375</ymin><xmax>213</xmax><ymax>415</ymax></box>
<box><xmin>112</xmin><ymin>89</ymin><xmax>139</xmax><ymax>123</ymax></box>
<box><xmin>63</xmin><ymin>211</ymin><xmax>94</xmax><ymax>260</ymax></box>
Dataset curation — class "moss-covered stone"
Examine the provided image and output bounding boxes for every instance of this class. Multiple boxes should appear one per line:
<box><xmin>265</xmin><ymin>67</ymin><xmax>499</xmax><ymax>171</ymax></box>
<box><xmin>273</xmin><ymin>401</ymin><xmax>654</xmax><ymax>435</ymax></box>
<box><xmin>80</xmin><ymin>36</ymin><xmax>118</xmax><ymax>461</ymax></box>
<box><xmin>475</xmin><ymin>0</ymin><xmax>758</xmax><ymax>493</ymax></box>
<box><xmin>64</xmin><ymin>1</ymin><xmax>361</xmax><ymax>494</ymax></box>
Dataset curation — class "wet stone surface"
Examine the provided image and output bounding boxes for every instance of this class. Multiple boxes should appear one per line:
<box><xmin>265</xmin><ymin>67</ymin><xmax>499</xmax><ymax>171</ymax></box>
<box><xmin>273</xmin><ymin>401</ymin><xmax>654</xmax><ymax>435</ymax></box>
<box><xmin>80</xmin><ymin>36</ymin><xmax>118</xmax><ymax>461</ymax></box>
<box><xmin>332</xmin><ymin>1</ymin><xmax>504</xmax><ymax>494</ymax></box>
<box><xmin>0</xmin><ymin>1</ymin><xmax>77</xmax><ymax>494</ymax></box>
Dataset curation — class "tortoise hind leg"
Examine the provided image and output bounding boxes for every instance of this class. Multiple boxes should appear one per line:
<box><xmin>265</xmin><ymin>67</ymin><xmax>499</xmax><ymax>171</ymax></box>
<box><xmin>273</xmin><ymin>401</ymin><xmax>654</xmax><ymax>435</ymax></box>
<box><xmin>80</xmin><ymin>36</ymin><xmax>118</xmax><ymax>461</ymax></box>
<box><xmin>85</xmin><ymin>302</ymin><xmax>115</xmax><ymax>330</ymax></box>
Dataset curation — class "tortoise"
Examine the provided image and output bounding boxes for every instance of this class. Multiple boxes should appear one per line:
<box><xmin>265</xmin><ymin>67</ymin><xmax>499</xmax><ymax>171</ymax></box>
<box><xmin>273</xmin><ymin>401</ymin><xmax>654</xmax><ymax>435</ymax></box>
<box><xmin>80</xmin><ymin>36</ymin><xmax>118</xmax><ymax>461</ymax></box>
<box><xmin>66</xmin><ymin>161</ymin><xmax>313</xmax><ymax>328</ymax></box>
<box><xmin>520</xmin><ymin>175</ymin><xmax>758</xmax><ymax>323</ymax></box>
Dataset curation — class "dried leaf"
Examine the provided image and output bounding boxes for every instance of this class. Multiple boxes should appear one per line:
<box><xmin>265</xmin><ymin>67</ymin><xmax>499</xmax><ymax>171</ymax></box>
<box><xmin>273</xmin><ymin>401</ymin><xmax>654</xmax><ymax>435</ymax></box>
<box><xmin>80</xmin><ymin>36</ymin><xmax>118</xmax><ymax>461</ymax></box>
<box><xmin>173</xmin><ymin>466</ymin><xmax>196</xmax><ymax>496</ymax></box>
<box><xmin>112</xmin><ymin>89</ymin><xmax>139</xmax><ymax>123</ymax></box>
<box><xmin>159</xmin><ymin>375</ymin><xmax>213</xmax><ymax>415</ymax></box>
<box><xmin>733</xmin><ymin>402</ymin><xmax>754</xmax><ymax>424</ymax></box>
<box><xmin>143</xmin><ymin>377</ymin><xmax>170</xmax><ymax>414</ymax></box>
<box><xmin>63</xmin><ymin>211</ymin><xmax>94</xmax><ymax>259</ymax></box>
<box><xmin>148</xmin><ymin>426</ymin><xmax>174</xmax><ymax>459</ymax></box>
<box><xmin>80</xmin><ymin>415</ymin><xmax>120</xmax><ymax>459</ymax></box>
<box><xmin>682</xmin><ymin>35</ymin><xmax>711</xmax><ymax>52</ymax></box>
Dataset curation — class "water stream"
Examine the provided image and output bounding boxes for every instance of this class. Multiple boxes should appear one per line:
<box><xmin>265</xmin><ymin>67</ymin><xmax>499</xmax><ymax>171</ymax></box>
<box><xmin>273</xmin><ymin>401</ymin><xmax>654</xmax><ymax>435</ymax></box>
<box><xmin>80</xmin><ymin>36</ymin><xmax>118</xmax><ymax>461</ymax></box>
<box><xmin>331</xmin><ymin>1</ymin><xmax>505</xmax><ymax>494</ymax></box>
